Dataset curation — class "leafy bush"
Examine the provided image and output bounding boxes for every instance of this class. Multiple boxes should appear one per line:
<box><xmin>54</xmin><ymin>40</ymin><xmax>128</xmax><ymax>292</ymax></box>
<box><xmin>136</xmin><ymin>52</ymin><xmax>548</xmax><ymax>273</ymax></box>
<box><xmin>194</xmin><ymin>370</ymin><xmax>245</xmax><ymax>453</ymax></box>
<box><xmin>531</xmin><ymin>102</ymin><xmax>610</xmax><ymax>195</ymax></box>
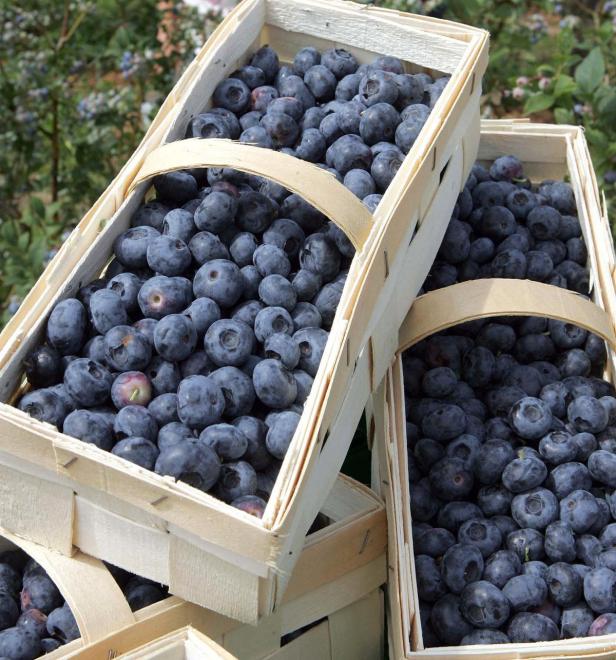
<box><xmin>379</xmin><ymin>1</ymin><xmax>616</xmax><ymax>211</ymax></box>
<box><xmin>0</xmin><ymin>1</ymin><xmax>221</xmax><ymax>324</ymax></box>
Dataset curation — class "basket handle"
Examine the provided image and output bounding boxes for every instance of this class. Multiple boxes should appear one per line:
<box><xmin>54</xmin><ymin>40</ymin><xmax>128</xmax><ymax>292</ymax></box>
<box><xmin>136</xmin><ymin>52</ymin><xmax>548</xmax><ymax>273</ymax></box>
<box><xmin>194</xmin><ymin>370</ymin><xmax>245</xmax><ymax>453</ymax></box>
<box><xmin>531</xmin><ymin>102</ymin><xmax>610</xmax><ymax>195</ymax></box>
<box><xmin>3</xmin><ymin>527</ymin><xmax>135</xmax><ymax>644</ymax></box>
<box><xmin>398</xmin><ymin>279</ymin><xmax>616</xmax><ymax>353</ymax></box>
<box><xmin>128</xmin><ymin>138</ymin><xmax>374</xmax><ymax>252</ymax></box>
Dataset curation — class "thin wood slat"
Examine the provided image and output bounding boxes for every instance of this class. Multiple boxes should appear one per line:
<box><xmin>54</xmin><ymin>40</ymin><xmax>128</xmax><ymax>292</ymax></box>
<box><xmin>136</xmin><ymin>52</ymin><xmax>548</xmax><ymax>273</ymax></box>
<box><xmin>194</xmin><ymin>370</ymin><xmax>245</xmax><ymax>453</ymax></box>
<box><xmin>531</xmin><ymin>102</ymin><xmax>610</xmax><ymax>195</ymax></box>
<box><xmin>129</xmin><ymin>139</ymin><xmax>374</xmax><ymax>251</ymax></box>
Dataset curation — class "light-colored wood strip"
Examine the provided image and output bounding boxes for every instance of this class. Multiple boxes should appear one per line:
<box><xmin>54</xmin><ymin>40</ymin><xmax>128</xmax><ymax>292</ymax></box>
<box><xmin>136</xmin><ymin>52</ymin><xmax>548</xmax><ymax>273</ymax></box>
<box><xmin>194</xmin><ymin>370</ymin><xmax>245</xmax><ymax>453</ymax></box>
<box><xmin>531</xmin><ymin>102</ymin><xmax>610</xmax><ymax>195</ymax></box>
<box><xmin>128</xmin><ymin>139</ymin><xmax>373</xmax><ymax>251</ymax></box>
<box><xmin>398</xmin><ymin>279</ymin><xmax>616</xmax><ymax>354</ymax></box>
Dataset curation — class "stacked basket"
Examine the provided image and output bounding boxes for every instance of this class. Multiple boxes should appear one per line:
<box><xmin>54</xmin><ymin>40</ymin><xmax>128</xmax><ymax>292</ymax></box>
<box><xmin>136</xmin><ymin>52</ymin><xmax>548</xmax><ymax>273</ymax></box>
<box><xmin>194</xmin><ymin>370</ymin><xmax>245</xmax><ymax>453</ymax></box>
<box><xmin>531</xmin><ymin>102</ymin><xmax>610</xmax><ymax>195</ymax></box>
<box><xmin>371</xmin><ymin>120</ymin><xmax>616</xmax><ymax>658</ymax></box>
<box><xmin>0</xmin><ymin>0</ymin><xmax>488</xmax><ymax>649</ymax></box>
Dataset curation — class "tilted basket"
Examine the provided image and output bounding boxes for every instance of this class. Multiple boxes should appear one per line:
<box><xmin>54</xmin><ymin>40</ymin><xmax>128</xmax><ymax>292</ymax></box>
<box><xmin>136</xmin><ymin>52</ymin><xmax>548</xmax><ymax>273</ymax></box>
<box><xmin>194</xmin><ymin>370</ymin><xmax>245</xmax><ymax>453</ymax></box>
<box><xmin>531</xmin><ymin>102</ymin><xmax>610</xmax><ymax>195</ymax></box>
<box><xmin>0</xmin><ymin>0</ymin><xmax>487</xmax><ymax>623</ymax></box>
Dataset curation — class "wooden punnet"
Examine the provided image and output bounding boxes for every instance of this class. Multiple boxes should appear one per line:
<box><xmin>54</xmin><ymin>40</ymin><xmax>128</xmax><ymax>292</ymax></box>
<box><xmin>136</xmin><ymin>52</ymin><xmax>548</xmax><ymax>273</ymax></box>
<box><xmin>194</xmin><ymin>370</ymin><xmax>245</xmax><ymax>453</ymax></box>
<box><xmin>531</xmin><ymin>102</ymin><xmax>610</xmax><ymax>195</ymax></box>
<box><xmin>46</xmin><ymin>475</ymin><xmax>386</xmax><ymax>659</ymax></box>
<box><xmin>369</xmin><ymin>121</ymin><xmax>616</xmax><ymax>658</ymax></box>
<box><xmin>0</xmin><ymin>0</ymin><xmax>487</xmax><ymax>623</ymax></box>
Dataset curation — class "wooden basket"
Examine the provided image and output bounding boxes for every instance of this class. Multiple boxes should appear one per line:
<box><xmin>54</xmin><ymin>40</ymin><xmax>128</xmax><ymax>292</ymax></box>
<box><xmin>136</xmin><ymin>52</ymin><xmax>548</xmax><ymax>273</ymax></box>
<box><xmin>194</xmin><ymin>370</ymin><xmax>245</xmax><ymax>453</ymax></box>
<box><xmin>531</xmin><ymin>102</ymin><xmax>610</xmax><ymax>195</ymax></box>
<box><xmin>54</xmin><ymin>474</ymin><xmax>386</xmax><ymax>659</ymax></box>
<box><xmin>369</xmin><ymin>121</ymin><xmax>616</xmax><ymax>658</ymax></box>
<box><xmin>0</xmin><ymin>0</ymin><xmax>487</xmax><ymax>623</ymax></box>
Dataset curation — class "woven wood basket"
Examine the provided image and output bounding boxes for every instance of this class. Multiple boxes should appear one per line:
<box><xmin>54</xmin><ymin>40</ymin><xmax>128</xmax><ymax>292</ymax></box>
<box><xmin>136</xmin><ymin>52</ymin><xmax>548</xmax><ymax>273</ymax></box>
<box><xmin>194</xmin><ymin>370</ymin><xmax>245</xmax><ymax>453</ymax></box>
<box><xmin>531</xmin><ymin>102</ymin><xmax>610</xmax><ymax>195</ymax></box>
<box><xmin>0</xmin><ymin>0</ymin><xmax>487</xmax><ymax>623</ymax></box>
<box><xmin>52</xmin><ymin>475</ymin><xmax>386</xmax><ymax>659</ymax></box>
<box><xmin>370</xmin><ymin>121</ymin><xmax>616</xmax><ymax>658</ymax></box>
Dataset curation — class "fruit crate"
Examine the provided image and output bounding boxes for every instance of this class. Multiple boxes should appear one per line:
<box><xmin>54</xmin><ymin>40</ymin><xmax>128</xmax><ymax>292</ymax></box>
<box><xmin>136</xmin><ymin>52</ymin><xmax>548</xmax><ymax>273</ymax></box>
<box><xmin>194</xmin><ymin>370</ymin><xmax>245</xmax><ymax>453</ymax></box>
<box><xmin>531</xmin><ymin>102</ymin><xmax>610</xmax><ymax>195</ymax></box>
<box><xmin>0</xmin><ymin>0</ymin><xmax>487</xmax><ymax>624</ymax></box>
<box><xmin>54</xmin><ymin>475</ymin><xmax>386</xmax><ymax>659</ymax></box>
<box><xmin>369</xmin><ymin>121</ymin><xmax>616</xmax><ymax>658</ymax></box>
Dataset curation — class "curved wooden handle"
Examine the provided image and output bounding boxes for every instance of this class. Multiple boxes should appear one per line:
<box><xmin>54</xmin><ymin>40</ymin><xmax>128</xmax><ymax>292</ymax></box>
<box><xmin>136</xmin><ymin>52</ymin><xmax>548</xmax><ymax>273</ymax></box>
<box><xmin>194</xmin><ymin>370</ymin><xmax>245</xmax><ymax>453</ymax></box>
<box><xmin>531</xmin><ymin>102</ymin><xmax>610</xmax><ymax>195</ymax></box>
<box><xmin>0</xmin><ymin>527</ymin><xmax>135</xmax><ymax>643</ymax></box>
<box><xmin>398</xmin><ymin>279</ymin><xmax>616</xmax><ymax>353</ymax></box>
<box><xmin>128</xmin><ymin>138</ymin><xmax>374</xmax><ymax>252</ymax></box>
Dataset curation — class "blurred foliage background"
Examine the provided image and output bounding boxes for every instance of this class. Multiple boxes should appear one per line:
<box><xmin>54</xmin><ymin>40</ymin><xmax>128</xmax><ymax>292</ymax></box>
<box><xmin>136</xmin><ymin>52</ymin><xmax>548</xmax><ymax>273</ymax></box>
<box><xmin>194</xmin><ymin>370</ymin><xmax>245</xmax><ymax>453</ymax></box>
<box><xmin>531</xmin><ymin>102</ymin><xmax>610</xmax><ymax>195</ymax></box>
<box><xmin>1</xmin><ymin>0</ymin><xmax>615</xmax><ymax>325</ymax></box>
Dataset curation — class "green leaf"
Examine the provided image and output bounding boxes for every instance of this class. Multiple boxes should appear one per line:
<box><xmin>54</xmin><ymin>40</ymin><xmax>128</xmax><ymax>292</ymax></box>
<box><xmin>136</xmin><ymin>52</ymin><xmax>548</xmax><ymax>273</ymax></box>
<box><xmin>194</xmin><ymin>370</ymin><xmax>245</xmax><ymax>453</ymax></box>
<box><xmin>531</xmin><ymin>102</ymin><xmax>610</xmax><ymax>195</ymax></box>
<box><xmin>575</xmin><ymin>47</ymin><xmax>605</xmax><ymax>93</ymax></box>
<box><xmin>524</xmin><ymin>93</ymin><xmax>555</xmax><ymax>115</ymax></box>
<box><xmin>553</xmin><ymin>75</ymin><xmax>576</xmax><ymax>98</ymax></box>
<box><xmin>29</xmin><ymin>197</ymin><xmax>45</xmax><ymax>220</ymax></box>
<box><xmin>554</xmin><ymin>107</ymin><xmax>574</xmax><ymax>124</ymax></box>
<box><xmin>597</xmin><ymin>89</ymin><xmax>616</xmax><ymax>119</ymax></box>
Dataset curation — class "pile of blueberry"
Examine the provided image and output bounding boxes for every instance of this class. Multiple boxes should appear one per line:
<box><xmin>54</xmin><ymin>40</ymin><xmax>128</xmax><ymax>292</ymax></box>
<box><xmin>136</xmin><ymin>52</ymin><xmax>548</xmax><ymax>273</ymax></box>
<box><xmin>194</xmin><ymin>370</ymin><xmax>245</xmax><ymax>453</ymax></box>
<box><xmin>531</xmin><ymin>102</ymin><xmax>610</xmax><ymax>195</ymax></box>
<box><xmin>423</xmin><ymin>155</ymin><xmax>588</xmax><ymax>295</ymax></box>
<box><xmin>186</xmin><ymin>44</ymin><xmax>450</xmax><ymax>208</ymax></box>
<box><xmin>405</xmin><ymin>313</ymin><xmax>616</xmax><ymax>646</ymax></box>
<box><xmin>0</xmin><ymin>547</ymin><xmax>165</xmax><ymax>658</ymax></box>
<box><xmin>16</xmin><ymin>43</ymin><xmax>449</xmax><ymax>515</ymax></box>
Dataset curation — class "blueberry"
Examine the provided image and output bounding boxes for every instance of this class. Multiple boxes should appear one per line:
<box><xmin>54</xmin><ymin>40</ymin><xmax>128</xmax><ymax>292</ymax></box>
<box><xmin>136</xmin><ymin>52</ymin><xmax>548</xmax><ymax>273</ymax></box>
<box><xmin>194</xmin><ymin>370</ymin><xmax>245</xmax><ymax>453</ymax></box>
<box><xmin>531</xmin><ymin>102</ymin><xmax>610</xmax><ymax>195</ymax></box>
<box><xmin>483</xmin><ymin>550</ymin><xmax>521</xmax><ymax>589</ymax></box>
<box><xmin>64</xmin><ymin>409</ymin><xmax>111</xmax><ymax>450</ymax></box>
<box><xmin>410</xmin><ymin>478</ymin><xmax>440</xmax><ymax>522</ymax></box>
<box><xmin>458</xmin><ymin>519</ymin><xmax>502</xmax><ymax>558</ymax></box>
<box><xmin>416</xmin><ymin>555</ymin><xmax>447</xmax><ymax>603</ymax></box>
<box><xmin>321</xmin><ymin>48</ymin><xmax>358</xmax><ymax>79</ymax></box>
<box><xmin>293</xmin><ymin>369</ymin><xmax>314</xmax><ymax>404</ymax></box>
<box><xmin>522</xmin><ymin>561</ymin><xmax>548</xmax><ymax>580</ymax></box>
<box><xmin>277</xmin><ymin>75</ymin><xmax>315</xmax><ymax>111</ymax></box>
<box><xmin>290</xmin><ymin>302</ymin><xmax>321</xmax><ymax>331</ymax></box>
<box><xmin>176</xmin><ymin>375</ymin><xmax>224</xmax><ymax>430</ymax></box>
<box><xmin>111</xmin><ymin>371</ymin><xmax>152</xmax><ymax>409</ymax></box>
<box><xmin>292</xmin><ymin>327</ymin><xmax>328</xmax><ymax>378</ymax></box>
<box><xmin>560</xmin><ymin>489</ymin><xmax>601</xmax><ymax>533</ymax></box>
<box><xmin>232</xmin><ymin>300</ymin><xmax>264</xmax><ymax>329</ymax></box>
<box><xmin>157</xmin><ymin>422</ymin><xmax>195</xmax><ymax>451</ymax></box>
<box><xmin>46</xmin><ymin>298</ymin><xmax>88</xmax><ymax>357</ymax></box>
<box><xmin>587</xmin><ymin>449</ymin><xmax>616</xmax><ymax>488</ymax></box>
<box><xmin>421</xmin><ymin>404</ymin><xmax>467</xmax><ymax>443</ymax></box>
<box><xmin>434</xmin><ymin>502</ymin><xmax>482</xmax><ymax>534</ymax></box>
<box><xmin>209</xmin><ymin>366</ymin><xmax>255</xmax><ymax>418</ymax></box>
<box><xmin>508</xmin><ymin>396</ymin><xmax>552</xmax><ymax>440</ymax></box>
<box><xmin>212</xmin><ymin>77</ymin><xmax>250</xmax><ymax>114</ymax></box>
<box><xmin>111</xmin><ymin>436</ymin><xmax>159</xmax><ymax>469</ymax></box>
<box><xmin>358</xmin><ymin>70</ymin><xmax>398</xmax><ymax>107</ymax></box>
<box><xmin>254</xmin><ymin>306</ymin><xmax>294</xmax><ymax>343</ymax></box>
<box><xmin>445</xmin><ymin>435</ymin><xmax>481</xmax><ymax>470</ymax></box>
<box><xmin>357</xmin><ymin>102</ymin><xmax>399</xmax><ymax>146</ymax></box>
<box><xmin>460</xmin><ymin>580</ymin><xmax>510</xmax><ymax>629</ymax></box>
<box><xmin>370</xmin><ymin>149</ymin><xmax>404</xmax><ymax>191</ymax></box>
<box><xmin>503</xmin><ymin>574</ymin><xmax>548</xmax><ymax>612</ymax></box>
<box><xmin>155</xmin><ymin>441</ymin><xmax>220</xmax><ymax>491</ymax></box>
<box><xmin>267</xmin><ymin>411</ymin><xmax>303</xmax><ymax>460</ymax></box>
<box><xmin>148</xmin><ymin>393</ymin><xmax>179</xmax><ymax>427</ymax></box>
<box><xmin>430</xmin><ymin>594</ymin><xmax>473</xmax><ymax>645</ymax></box>
<box><xmin>576</xmin><ymin>534</ymin><xmax>602</xmax><ymax>567</ymax></box>
<box><xmin>511</xmin><ymin>487</ymin><xmax>558</xmax><ymax>531</ymax></box>
<box><xmin>560</xmin><ymin>602</ymin><xmax>594</xmax><ymax>638</ymax></box>
<box><xmin>507</xmin><ymin>528</ymin><xmax>545</xmax><ymax>561</ymax></box>
<box><xmin>181</xmin><ymin>298</ymin><xmax>221</xmax><ymax>339</ymax></box>
<box><xmin>103</xmin><ymin>326</ymin><xmax>152</xmax><ymax>373</ymax></box>
<box><xmin>131</xmin><ymin>202</ymin><xmax>170</xmax><ymax>232</ymax></box>
<box><xmin>21</xmin><ymin>574</ymin><xmax>62</xmax><ymax>614</ymax></box>
<box><xmin>292</xmin><ymin>47</ymin><xmax>320</xmax><ymax>77</ymax></box>
<box><xmin>153</xmin><ymin>171</ymin><xmax>198</xmax><ymax>204</ymax></box>
<box><xmin>62</xmin><ymin>358</ymin><xmax>112</xmax><ymax>407</ymax></box>
<box><xmin>113</xmin><ymin>404</ymin><xmax>157</xmax><ymax>441</ymax></box>
<box><xmin>215</xmin><ymin>461</ymin><xmax>257</xmax><ymax>503</ymax></box>
<box><xmin>203</xmin><ymin>319</ymin><xmax>254</xmax><ymax>368</ymax></box>
<box><xmin>233</xmin><ymin>65</ymin><xmax>266</xmax><ymax>90</ymax></box>
<box><xmin>501</xmin><ymin>456</ymin><xmax>546</xmax><ymax>494</ymax></box>
<box><xmin>192</xmin><ymin>259</ymin><xmax>244</xmax><ymax>308</ymax></box>
<box><xmin>46</xmin><ymin>602</ymin><xmax>79</xmax><ymax>643</ymax></box>
<box><xmin>461</xmin><ymin>346</ymin><xmax>494</xmax><ymax>388</ymax></box>
<box><xmin>252</xmin><ymin>359</ymin><xmax>297</xmax><ymax>410</ymax></box>
<box><xmin>138</xmin><ymin>276</ymin><xmax>190</xmax><ymax>319</ymax></box>
<box><xmin>460</xmin><ymin>630</ymin><xmax>510</xmax><ymax>645</ymax></box>
<box><xmin>232</xmin><ymin>495</ymin><xmax>267</xmax><ymax>518</ymax></box>
<box><xmin>441</xmin><ymin>543</ymin><xmax>484</xmax><ymax>594</ymax></box>
<box><xmin>23</xmin><ymin>346</ymin><xmax>62</xmax><ymax>388</ymax></box>
<box><xmin>240</xmin><ymin>266</ymin><xmax>262</xmax><ymax>299</ymax></box>
<box><xmin>194</xmin><ymin>191</ymin><xmax>237</xmax><ymax>235</ymax></box>
<box><xmin>325</xmin><ymin>134</ymin><xmax>372</xmax><ymax>176</ymax></box>
<box><xmin>199</xmin><ymin>423</ymin><xmax>248</xmax><ymax>461</ymax></box>
<box><xmin>0</xmin><ymin>627</ymin><xmax>41</xmax><ymax>659</ymax></box>
<box><xmin>477</xmin><ymin>485</ymin><xmax>513</xmax><ymax>517</ymax></box>
<box><xmin>313</xmin><ymin>278</ymin><xmax>345</xmax><ymax>328</ymax></box>
<box><xmin>584</xmin><ymin>567</ymin><xmax>616</xmax><ymax>613</ymax></box>
<box><xmin>507</xmin><ymin>612</ymin><xmax>558</xmax><ymax>642</ymax></box>
<box><xmin>249</xmin><ymin>46</ymin><xmax>279</xmax><ymax>83</ymax></box>
<box><xmin>568</xmin><ymin>395</ymin><xmax>609</xmax><ymax>434</ymax></box>
<box><xmin>414</xmin><ymin>527</ymin><xmax>455</xmax><ymax>558</ymax></box>
<box><xmin>143</xmin><ymin>357</ymin><xmax>180</xmax><ymax>397</ymax></box>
